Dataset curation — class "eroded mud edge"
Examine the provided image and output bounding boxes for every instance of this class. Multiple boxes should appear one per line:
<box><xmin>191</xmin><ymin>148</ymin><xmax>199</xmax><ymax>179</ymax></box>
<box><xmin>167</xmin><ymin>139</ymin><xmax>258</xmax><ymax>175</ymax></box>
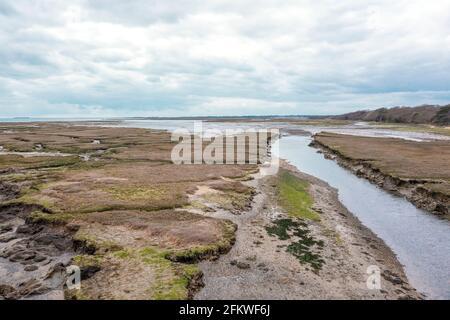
<box><xmin>310</xmin><ymin>138</ymin><xmax>449</xmax><ymax>218</ymax></box>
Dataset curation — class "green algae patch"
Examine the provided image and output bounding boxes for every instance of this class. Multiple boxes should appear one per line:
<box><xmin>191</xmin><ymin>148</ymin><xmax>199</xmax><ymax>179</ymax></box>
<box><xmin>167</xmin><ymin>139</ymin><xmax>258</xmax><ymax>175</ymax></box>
<box><xmin>266</xmin><ymin>218</ymin><xmax>324</xmax><ymax>271</ymax></box>
<box><xmin>265</xmin><ymin>218</ymin><xmax>303</xmax><ymax>240</ymax></box>
<box><xmin>277</xmin><ymin>170</ymin><xmax>320</xmax><ymax>221</ymax></box>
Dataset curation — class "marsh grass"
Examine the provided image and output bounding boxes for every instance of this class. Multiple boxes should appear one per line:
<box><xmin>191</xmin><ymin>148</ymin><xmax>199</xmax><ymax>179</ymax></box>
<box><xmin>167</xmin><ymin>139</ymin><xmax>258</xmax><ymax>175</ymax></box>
<box><xmin>166</xmin><ymin>221</ymin><xmax>236</xmax><ymax>263</ymax></box>
<box><xmin>0</xmin><ymin>124</ymin><xmax>251</xmax><ymax>299</ymax></box>
<box><xmin>113</xmin><ymin>247</ymin><xmax>202</xmax><ymax>300</ymax></box>
<box><xmin>105</xmin><ymin>186</ymin><xmax>166</xmax><ymax>201</ymax></box>
<box><xmin>277</xmin><ymin>170</ymin><xmax>320</xmax><ymax>221</ymax></box>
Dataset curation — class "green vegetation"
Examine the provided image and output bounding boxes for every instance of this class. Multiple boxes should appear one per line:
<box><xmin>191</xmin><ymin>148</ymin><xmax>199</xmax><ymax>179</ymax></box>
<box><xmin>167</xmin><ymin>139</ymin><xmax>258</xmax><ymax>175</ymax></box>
<box><xmin>28</xmin><ymin>156</ymin><xmax>81</xmax><ymax>169</ymax></box>
<box><xmin>111</xmin><ymin>247</ymin><xmax>202</xmax><ymax>300</ymax></box>
<box><xmin>265</xmin><ymin>218</ymin><xmax>324</xmax><ymax>271</ymax></box>
<box><xmin>265</xmin><ymin>218</ymin><xmax>305</xmax><ymax>240</ymax></box>
<box><xmin>434</xmin><ymin>105</ymin><xmax>450</xmax><ymax>126</ymax></box>
<box><xmin>13</xmin><ymin>193</ymin><xmax>59</xmax><ymax>214</ymax></box>
<box><xmin>202</xmin><ymin>189</ymin><xmax>253</xmax><ymax>213</ymax></box>
<box><xmin>166</xmin><ymin>221</ymin><xmax>236</xmax><ymax>262</ymax></box>
<box><xmin>0</xmin><ymin>154</ymin><xmax>80</xmax><ymax>171</ymax></box>
<box><xmin>105</xmin><ymin>186</ymin><xmax>166</xmax><ymax>201</ymax></box>
<box><xmin>183</xmin><ymin>200</ymin><xmax>213</xmax><ymax>212</ymax></box>
<box><xmin>139</xmin><ymin>247</ymin><xmax>199</xmax><ymax>300</ymax></box>
<box><xmin>73</xmin><ymin>254</ymin><xmax>104</xmax><ymax>268</ymax></box>
<box><xmin>0</xmin><ymin>123</ymin><xmax>250</xmax><ymax>299</ymax></box>
<box><xmin>277</xmin><ymin>170</ymin><xmax>319</xmax><ymax>221</ymax></box>
<box><xmin>68</xmin><ymin>247</ymin><xmax>200</xmax><ymax>300</ymax></box>
<box><xmin>73</xmin><ymin>231</ymin><xmax>123</xmax><ymax>254</ymax></box>
<box><xmin>29</xmin><ymin>210</ymin><xmax>75</xmax><ymax>225</ymax></box>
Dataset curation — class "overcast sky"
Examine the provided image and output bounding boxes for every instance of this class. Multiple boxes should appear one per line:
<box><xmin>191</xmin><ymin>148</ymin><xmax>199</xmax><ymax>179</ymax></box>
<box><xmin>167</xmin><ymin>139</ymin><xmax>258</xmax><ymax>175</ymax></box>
<box><xmin>1</xmin><ymin>0</ymin><xmax>450</xmax><ymax>117</ymax></box>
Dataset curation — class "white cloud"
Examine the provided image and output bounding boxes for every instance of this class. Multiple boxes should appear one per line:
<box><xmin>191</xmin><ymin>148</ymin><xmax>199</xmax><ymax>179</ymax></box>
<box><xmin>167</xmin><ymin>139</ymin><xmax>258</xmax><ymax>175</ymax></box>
<box><xmin>0</xmin><ymin>0</ymin><xmax>450</xmax><ymax>117</ymax></box>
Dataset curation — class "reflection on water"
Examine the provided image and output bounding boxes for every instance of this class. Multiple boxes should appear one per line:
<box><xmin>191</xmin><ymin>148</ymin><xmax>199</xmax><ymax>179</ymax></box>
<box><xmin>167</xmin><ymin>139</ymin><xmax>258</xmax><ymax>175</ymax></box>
<box><xmin>274</xmin><ymin>135</ymin><xmax>450</xmax><ymax>299</ymax></box>
<box><xmin>111</xmin><ymin>120</ymin><xmax>450</xmax><ymax>141</ymax></box>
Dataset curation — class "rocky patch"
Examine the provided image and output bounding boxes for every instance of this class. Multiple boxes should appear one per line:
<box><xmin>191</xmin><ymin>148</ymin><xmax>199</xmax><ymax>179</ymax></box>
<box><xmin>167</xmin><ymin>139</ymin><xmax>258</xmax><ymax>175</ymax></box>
<box><xmin>0</xmin><ymin>204</ymin><xmax>74</xmax><ymax>300</ymax></box>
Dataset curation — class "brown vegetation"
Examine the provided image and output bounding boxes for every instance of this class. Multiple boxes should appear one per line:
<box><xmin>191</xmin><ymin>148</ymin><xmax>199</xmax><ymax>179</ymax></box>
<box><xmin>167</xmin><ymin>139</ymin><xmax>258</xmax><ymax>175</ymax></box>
<box><xmin>313</xmin><ymin>132</ymin><xmax>450</xmax><ymax>216</ymax></box>
<box><xmin>0</xmin><ymin>123</ymin><xmax>257</xmax><ymax>299</ymax></box>
<box><xmin>334</xmin><ymin>104</ymin><xmax>450</xmax><ymax>125</ymax></box>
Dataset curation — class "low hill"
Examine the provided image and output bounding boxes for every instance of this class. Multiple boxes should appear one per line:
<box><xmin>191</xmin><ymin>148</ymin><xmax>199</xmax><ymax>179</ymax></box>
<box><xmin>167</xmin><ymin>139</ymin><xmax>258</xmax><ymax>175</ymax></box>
<box><xmin>334</xmin><ymin>105</ymin><xmax>450</xmax><ymax>125</ymax></box>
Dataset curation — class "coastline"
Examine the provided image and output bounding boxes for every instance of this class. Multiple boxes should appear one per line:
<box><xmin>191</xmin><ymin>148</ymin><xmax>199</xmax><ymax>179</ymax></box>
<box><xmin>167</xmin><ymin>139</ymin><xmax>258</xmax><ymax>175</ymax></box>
<box><xmin>310</xmin><ymin>135</ymin><xmax>449</xmax><ymax>218</ymax></box>
<box><xmin>194</xmin><ymin>159</ymin><xmax>421</xmax><ymax>299</ymax></box>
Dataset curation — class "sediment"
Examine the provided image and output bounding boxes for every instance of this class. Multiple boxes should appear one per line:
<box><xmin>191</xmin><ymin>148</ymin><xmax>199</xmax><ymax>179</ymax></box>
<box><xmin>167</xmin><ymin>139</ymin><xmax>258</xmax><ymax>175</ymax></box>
<box><xmin>194</xmin><ymin>161</ymin><xmax>422</xmax><ymax>299</ymax></box>
<box><xmin>0</xmin><ymin>203</ymin><xmax>75</xmax><ymax>300</ymax></box>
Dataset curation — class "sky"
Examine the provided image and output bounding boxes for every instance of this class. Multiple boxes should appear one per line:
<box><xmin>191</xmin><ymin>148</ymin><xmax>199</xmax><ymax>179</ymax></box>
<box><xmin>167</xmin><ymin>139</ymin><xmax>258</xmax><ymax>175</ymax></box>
<box><xmin>1</xmin><ymin>0</ymin><xmax>450</xmax><ymax>117</ymax></box>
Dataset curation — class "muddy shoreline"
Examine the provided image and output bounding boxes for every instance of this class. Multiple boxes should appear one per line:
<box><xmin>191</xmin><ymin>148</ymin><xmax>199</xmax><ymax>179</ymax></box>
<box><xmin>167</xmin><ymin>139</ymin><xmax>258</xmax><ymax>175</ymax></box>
<box><xmin>0</xmin><ymin>203</ymin><xmax>75</xmax><ymax>300</ymax></box>
<box><xmin>310</xmin><ymin>138</ymin><xmax>449</xmax><ymax>218</ymax></box>
<box><xmin>194</xmin><ymin>160</ymin><xmax>421</xmax><ymax>299</ymax></box>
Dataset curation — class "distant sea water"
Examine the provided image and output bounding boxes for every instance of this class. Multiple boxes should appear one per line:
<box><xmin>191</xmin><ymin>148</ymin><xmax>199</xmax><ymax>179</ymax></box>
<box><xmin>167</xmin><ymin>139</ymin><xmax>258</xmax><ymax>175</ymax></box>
<box><xmin>0</xmin><ymin>118</ymin><xmax>110</xmax><ymax>123</ymax></box>
<box><xmin>0</xmin><ymin>116</ymin><xmax>317</xmax><ymax>124</ymax></box>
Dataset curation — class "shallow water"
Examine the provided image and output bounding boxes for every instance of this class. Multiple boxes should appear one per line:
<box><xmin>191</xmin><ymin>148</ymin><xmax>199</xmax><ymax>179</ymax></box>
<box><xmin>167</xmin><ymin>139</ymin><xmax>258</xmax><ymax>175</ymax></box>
<box><xmin>0</xmin><ymin>151</ymin><xmax>72</xmax><ymax>157</ymax></box>
<box><xmin>273</xmin><ymin>136</ymin><xmax>450</xmax><ymax>299</ymax></box>
<box><xmin>110</xmin><ymin>120</ymin><xmax>450</xmax><ymax>141</ymax></box>
<box><xmin>299</xmin><ymin>125</ymin><xmax>450</xmax><ymax>141</ymax></box>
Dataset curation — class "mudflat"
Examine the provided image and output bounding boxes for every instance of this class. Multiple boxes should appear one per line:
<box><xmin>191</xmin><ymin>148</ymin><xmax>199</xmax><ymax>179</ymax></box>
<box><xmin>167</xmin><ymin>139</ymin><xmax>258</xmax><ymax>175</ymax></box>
<box><xmin>0</xmin><ymin>123</ymin><xmax>421</xmax><ymax>300</ymax></box>
<box><xmin>313</xmin><ymin>132</ymin><xmax>450</xmax><ymax>217</ymax></box>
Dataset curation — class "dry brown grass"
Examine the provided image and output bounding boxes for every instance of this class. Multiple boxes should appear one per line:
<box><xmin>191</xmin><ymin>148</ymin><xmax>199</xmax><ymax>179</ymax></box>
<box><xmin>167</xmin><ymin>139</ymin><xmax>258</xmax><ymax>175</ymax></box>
<box><xmin>75</xmin><ymin>209</ymin><xmax>226</xmax><ymax>250</ymax></box>
<box><xmin>315</xmin><ymin>132</ymin><xmax>450</xmax><ymax>195</ymax></box>
<box><xmin>0</xmin><ymin>123</ymin><xmax>255</xmax><ymax>300</ymax></box>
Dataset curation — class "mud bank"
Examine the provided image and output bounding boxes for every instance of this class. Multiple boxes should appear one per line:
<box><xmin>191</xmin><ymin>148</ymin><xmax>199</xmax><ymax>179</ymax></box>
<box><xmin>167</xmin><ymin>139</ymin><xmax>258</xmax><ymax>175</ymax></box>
<box><xmin>194</xmin><ymin>161</ymin><xmax>421</xmax><ymax>299</ymax></box>
<box><xmin>310</xmin><ymin>138</ymin><xmax>449</xmax><ymax>218</ymax></box>
<box><xmin>0</xmin><ymin>203</ymin><xmax>75</xmax><ymax>300</ymax></box>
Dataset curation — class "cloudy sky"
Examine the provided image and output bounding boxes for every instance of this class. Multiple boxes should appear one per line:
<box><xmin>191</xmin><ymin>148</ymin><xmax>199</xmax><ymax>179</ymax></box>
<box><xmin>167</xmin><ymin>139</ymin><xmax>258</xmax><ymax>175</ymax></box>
<box><xmin>1</xmin><ymin>0</ymin><xmax>450</xmax><ymax>117</ymax></box>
